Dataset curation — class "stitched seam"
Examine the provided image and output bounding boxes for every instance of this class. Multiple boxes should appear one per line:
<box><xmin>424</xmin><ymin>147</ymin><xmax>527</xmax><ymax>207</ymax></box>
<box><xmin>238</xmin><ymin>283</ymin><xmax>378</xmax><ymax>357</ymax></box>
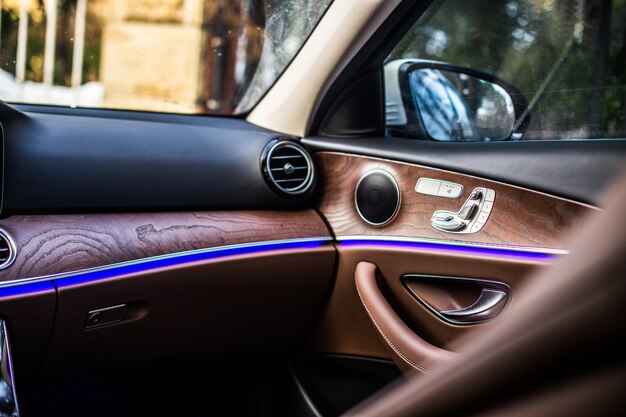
<box><xmin>355</xmin><ymin>280</ymin><xmax>431</xmax><ymax>374</ymax></box>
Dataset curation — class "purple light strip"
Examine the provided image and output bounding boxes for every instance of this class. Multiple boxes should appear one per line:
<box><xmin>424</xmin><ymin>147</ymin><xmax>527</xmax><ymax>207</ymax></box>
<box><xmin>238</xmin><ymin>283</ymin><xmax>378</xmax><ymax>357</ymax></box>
<box><xmin>0</xmin><ymin>239</ymin><xmax>329</xmax><ymax>296</ymax></box>
<box><xmin>0</xmin><ymin>281</ymin><xmax>55</xmax><ymax>298</ymax></box>
<box><xmin>54</xmin><ymin>239</ymin><xmax>327</xmax><ymax>288</ymax></box>
<box><xmin>0</xmin><ymin>237</ymin><xmax>557</xmax><ymax>299</ymax></box>
<box><xmin>339</xmin><ymin>239</ymin><xmax>558</xmax><ymax>261</ymax></box>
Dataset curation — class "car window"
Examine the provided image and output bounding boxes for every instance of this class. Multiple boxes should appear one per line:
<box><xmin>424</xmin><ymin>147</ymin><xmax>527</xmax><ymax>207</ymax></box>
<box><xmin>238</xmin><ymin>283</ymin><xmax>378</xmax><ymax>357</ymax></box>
<box><xmin>0</xmin><ymin>0</ymin><xmax>333</xmax><ymax>115</ymax></box>
<box><xmin>386</xmin><ymin>0</ymin><xmax>626</xmax><ymax>141</ymax></box>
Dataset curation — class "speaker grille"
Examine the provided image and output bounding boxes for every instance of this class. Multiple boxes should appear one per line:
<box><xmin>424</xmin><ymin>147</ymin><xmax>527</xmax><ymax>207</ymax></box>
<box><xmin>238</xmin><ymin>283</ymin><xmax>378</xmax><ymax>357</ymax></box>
<box><xmin>355</xmin><ymin>170</ymin><xmax>401</xmax><ymax>226</ymax></box>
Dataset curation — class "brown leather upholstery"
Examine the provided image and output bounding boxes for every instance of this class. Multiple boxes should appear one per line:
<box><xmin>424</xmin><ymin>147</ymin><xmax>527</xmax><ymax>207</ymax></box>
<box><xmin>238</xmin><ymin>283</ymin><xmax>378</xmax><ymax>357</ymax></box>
<box><xmin>305</xmin><ymin>244</ymin><xmax>545</xmax><ymax>361</ymax></box>
<box><xmin>355</xmin><ymin>262</ymin><xmax>455</xmax><ymax>373</ymax></box>
<box><xmin>345</xmin><ymin>171</ymin><xmax>626</xmax><ymax>416</ymax></box>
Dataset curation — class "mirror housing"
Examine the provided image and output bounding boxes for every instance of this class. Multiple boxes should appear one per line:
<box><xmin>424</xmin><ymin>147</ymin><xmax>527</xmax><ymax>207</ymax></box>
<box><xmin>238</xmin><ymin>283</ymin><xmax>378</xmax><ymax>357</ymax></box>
<box><xmin>385</xmin><ymin>60</ymin><xmax>529</xmax><ymax>141</ymax></box>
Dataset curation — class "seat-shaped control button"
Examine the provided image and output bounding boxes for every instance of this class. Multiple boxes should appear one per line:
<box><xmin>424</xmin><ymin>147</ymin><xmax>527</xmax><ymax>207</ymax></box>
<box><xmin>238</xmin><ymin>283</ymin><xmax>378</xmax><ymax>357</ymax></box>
<box><xmin>459</xmin><ymin>203</ymin><xmax>478</xmax><ymax>220</ymax></box>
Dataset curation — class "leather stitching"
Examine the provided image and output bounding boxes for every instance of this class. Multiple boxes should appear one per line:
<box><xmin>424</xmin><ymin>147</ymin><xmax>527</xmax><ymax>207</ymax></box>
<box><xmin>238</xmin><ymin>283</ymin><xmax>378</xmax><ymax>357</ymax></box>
<box><xmin>355</xmin><ymin>278</ymin><xmax>431</xmax><ymax>374</ymax></box>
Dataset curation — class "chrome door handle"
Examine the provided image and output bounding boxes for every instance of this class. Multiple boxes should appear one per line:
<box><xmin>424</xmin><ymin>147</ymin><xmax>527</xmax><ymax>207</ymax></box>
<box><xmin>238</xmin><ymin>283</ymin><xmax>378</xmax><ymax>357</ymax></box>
<box><xmin>440</xmin><ymin>288</ymin><xmax>508</xmax><ymax>324</ymax></box>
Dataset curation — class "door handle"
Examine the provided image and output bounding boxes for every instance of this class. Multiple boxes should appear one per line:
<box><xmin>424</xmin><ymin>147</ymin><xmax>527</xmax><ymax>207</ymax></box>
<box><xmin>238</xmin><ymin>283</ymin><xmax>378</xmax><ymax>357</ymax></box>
<box><xmin>440</xmin><ymin>288</ymin><xmax>508</xmax><ymax>324</ymax></box>
<box><xmin>355</xmin><ymin>262</ymin><xmax>455</xmax><ymax>373</ymax></box>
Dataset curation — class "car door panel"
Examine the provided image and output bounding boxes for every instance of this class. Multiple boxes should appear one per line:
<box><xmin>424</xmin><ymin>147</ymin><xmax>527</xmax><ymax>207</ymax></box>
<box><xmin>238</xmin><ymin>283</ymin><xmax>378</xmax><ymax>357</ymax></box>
<box><xmin>306</xmin><ymin>242</ymin><xmax>553</xmax><ymax>363</ymax></box>
<box><xmin>302</xmin><ymin>151</ymin><xmax>595</xmax><ymax>374</ymax></box>
<box><xmin>314</xmin><ymin>152</ymin><xmax>593</xmax><ymax>247</ymax></box>
<box><xmin>304</xmin><ymin>137</ymin><xmax>626</xmax><ymax>205</ymax></box>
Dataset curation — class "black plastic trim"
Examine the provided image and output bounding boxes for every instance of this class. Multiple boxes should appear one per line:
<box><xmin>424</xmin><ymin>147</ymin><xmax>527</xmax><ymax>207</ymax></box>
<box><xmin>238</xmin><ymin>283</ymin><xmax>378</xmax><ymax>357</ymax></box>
<box><xmin>303</xmin><ymin>136</ymin><xmax>626</xmax><ymax>205</ymax></box>
<box><xmin>288</xmin><ymin>354</ymin><xmax>401</xmax><ymax>417</ymax></box>
<box><xmin>309</xmin><ymin>0</ymin><xmax>435</xmax><ymax>137</ymax></box>
<box><xmin>0</xmin><ymin>102</ymin><xmax>308</xmax><ymax>215</ymax></box>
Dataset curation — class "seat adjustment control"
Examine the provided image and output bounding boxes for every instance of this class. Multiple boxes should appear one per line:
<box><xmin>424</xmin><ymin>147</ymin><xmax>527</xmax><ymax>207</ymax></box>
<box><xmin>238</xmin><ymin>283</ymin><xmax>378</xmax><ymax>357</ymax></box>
<box><xmin>458</xmin><ymin>203</ymin><xmax>478</xmax><ymax>220</ymax></box>
<box><xmin>469</xmin><ymin>190</ymin><xmax>482</xmax><ymax>200</ymax></box>
<box><xmin>430</xmin><ymin>187</ymin><xmax>495</xmax><ymax>234</ymax></box>
<box><xmin>432</xmin><ymin>217</ymin><xmax>465</xmax><ymax>231</ymax></box>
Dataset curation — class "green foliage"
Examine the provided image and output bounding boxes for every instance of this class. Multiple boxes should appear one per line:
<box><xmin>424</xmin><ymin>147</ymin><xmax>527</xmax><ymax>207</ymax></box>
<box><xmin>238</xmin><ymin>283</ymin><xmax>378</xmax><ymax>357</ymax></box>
<box><xmin>389</xmin><ymin>0</ymin><xmax>626</xmax><ymax>140</ymax></box>
<box><xmin>0</xmin><ymin>1</ymin><xmax>101</xmax><ymax>86</ymax></box>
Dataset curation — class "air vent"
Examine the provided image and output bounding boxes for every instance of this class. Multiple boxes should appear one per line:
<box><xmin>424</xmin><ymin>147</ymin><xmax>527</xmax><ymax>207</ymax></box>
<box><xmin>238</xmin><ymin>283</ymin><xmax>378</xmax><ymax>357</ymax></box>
<box><xmin>263</xmin><ymin>141</ymin><xmax>314</xmax><ymax>195</ymax></box>
<box><xmin>0</xmin><ymin>231</ymin><xmax>16</xmax><ymax>270</ymax></box>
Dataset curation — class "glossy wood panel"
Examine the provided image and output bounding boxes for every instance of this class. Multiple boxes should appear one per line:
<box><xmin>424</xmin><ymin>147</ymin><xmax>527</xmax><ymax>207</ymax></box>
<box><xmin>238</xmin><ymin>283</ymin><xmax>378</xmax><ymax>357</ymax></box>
<box><xmin>0</xmin><ymin>210</ymin><xmax>329</xmax><ymax>281</ymax></box>
<box><xmin>315</xmin><ymin>152</ymin><xmax>594</xmax><ymax>249</ymax></box>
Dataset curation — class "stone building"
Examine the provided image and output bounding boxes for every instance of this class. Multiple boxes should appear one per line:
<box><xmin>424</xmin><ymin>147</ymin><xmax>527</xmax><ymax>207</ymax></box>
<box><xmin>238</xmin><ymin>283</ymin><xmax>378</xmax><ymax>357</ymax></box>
<box><xmin>100</xmin><ymin>0</ymin><xmax>205</xmax><ymax>113</ymax></box>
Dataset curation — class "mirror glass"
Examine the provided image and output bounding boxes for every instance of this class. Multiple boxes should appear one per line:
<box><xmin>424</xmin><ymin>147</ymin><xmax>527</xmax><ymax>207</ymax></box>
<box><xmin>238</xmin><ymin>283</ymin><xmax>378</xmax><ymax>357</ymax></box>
<box><xmin>409</xmin><ymin>68</ymin><xmax>515</xmax><ymax>141</ymax></box>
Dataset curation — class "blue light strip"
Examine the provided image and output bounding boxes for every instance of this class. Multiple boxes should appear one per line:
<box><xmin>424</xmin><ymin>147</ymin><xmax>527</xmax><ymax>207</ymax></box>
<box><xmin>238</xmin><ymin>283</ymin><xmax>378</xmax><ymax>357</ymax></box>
<box><xmin>0</xmin><ymin>236</ymin><xmax>559</xmax><ymax>299</ymax></box>
<box><xmin>0</xmin><ymin>281</ymin><xmax>55</xmax><ymax>298</ymax></box>
<box><xmin>54</xmin><ymin>239</ymin><xmax>327</xmax><ymax>289</ymax></box>
<box><xmin>339</xmin><ymin>238</ymin><xmax>558</xmax><ymax>261</ymax></box>
<box><xmin>0</xmin><ymin>239</ymin><xmax>329</xmax><ymax>296</ymax></box>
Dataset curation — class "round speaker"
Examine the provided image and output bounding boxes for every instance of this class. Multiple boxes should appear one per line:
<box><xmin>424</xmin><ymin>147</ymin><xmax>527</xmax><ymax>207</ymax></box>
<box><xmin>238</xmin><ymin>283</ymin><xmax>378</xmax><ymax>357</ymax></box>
<box><xmin>355</xmin><ymin>170</ymin><xmax>401</xmax><ymax>226</ymax></box>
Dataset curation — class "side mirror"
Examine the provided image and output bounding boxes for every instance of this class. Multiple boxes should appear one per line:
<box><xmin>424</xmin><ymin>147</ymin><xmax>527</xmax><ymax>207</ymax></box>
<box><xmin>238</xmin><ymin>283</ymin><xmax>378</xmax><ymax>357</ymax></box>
<box><xmin>385</xmin><ymin>60</ymin><xmax>529</xmax><ymax>141</ymax></box>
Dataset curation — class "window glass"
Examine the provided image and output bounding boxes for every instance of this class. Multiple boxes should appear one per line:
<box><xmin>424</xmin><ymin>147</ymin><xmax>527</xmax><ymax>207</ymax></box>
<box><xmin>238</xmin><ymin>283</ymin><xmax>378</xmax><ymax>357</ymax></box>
<box><xmin>387</xmin><ymin>0</ymin><xmax>626</xmax><ymax>140</ymax></box>
<box><xmin>0</xmin><ymin>0</ymin><xmax>332</xmax><ymax>115</ymax></box>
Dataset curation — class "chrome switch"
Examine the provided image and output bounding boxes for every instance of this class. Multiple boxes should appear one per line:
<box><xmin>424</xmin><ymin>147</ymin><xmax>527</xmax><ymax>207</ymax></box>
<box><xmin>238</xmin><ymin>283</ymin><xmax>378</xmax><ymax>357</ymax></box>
<box><xmin>431</xmin><ymin>187</ymin><xmax>495</xmax><ymax>234</ymax></box>
<box><xmin>458</xmin><ymin>203</ymin><xmax>478</xmax><ymax>220</ymax></box>
<box><xmin>432</xmin><ymin>217</ymin><xmax>465</xmax><ymax>232</ymax></box>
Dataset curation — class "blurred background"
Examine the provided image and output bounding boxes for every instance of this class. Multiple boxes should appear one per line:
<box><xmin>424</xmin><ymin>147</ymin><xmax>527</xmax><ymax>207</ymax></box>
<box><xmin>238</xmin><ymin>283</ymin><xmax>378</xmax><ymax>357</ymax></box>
<box><xmin>389</xmin><ymin>0</ymin><xmax>626</xmax><ymax>140</ymax></box>
<box><xmin>0</xmin><ymin>0</ymin><xmax>328</xmax><ymax>114</ymax></box>
<box><xmin>0</xmin><ymin>0</ymin><xmax>624</xmax><ymax>140</ymax></box>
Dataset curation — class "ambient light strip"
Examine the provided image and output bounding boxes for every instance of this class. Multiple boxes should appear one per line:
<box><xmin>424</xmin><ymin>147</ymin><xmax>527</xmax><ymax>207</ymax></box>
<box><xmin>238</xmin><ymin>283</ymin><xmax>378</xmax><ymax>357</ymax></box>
<box><xmin>0</xmin><ymin>238</ymin><xmax>332</xmax><ymax>295</ymax></box>
<box><xmin>337</xmin><ymin>236</ymin><xmax>566</xmax><ymax>261</ymax></box>
<box><xmin>0</xmin><ymin>236</ymin><xmax>564</xmax><ymax>298</ymax></box>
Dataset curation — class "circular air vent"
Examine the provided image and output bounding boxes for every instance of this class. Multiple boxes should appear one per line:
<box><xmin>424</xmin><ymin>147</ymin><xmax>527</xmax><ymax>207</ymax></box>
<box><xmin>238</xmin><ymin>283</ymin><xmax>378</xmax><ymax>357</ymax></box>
<box><xmin>0</xmin><ymin>230</ymin><xmax>16</xmax><ymax>270</ymax></box>
<box><xmin>262</xmin><ymin>140</ymin><xmax>314</xmax><ymax>195</ymax></box>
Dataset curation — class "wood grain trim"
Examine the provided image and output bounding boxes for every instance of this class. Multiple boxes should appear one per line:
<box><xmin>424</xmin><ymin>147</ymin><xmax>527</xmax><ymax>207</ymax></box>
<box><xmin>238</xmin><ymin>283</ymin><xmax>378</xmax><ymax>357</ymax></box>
<box><xmin>0</xmin><ymin>210</ymin><xmax>329</xmax><ymax>282</ymax></box>
<box><xmin>315</xmin><ymin>152</ymin><xmax>594</xmax><ymax>249</ymax></box>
